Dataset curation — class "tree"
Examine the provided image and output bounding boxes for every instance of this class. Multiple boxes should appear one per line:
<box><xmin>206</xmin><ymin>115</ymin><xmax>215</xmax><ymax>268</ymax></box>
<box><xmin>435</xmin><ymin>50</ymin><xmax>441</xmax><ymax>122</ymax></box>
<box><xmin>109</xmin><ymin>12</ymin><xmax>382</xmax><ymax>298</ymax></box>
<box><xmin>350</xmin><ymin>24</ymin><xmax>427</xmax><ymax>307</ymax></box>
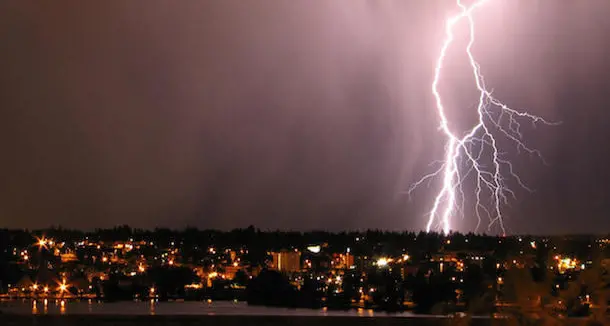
<box><xmin>462</xmin><ymin>264</ymin><xmax>494</xmax><ymax>314</ymax></box>
<box><xmin>412</xmin><ymin>269</ymin><xmax>456</xmax><ymax>314</ymax></box>
<box><xmin>232</xmin><ymin>269</ymin><xmax>249</xmax><ymax>287</ymax></box>
<box><xmin>298</xmin><ymin>276</ymin><xmax>323</xmax><ymax>308</ymax></box>
<box><xmin>246</xmin><ymin>269</ymin><xmax>297</xmax><ymax>307</ymax></box>
<box><xmin>146</xmin><ymin>266</ymin><xmax>198</xmax><ymax>299</ymax></box>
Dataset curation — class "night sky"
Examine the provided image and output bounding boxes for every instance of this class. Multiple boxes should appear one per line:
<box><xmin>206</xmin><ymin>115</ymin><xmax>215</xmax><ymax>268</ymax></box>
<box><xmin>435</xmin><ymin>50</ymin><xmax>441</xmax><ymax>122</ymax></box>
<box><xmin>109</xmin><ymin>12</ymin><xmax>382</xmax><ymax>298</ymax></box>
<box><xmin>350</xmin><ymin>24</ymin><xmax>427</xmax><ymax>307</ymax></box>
<box><xmin>0</xmin><ymin>1</ymin><xmax>609</xmax><ymax>234</ymax></box>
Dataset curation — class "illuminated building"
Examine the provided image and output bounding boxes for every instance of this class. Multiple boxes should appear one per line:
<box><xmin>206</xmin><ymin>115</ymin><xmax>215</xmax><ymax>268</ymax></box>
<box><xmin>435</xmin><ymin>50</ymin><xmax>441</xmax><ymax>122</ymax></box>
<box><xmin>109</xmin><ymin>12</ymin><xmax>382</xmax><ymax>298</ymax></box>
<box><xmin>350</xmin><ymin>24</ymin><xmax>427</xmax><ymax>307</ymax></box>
<box><xmin>332</xmin><ymin>253</ymin><xmax>354</xmax><ymax>269</ymax></box>
<box><xmin>555</xmin><ymin>255</ymin><xmax>581</xmax><ymax>274</ymax></box>
<box><xmin>60</xmin><ymin>253</ymin><xmax>78</xmax><ymax>263</ymax></box>
<box><xmin>224</xmin><ymin>265</ymin><xmax>241</xmax><ymax>280</ymax></box>
<box><xmin>271</xmin><ymin>251</ymin><xmax>301</xmax><ymax>273</ymax></box>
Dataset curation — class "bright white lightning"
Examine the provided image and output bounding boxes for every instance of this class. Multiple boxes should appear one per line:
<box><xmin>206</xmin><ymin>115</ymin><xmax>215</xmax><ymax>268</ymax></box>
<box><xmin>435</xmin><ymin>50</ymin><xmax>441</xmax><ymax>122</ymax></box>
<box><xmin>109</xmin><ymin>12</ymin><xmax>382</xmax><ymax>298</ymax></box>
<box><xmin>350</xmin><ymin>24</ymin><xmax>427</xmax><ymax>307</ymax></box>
<box><xmin>409</xmin><ymin>0</ymin><xmax>554</xmax><ymax>236</ymax></box>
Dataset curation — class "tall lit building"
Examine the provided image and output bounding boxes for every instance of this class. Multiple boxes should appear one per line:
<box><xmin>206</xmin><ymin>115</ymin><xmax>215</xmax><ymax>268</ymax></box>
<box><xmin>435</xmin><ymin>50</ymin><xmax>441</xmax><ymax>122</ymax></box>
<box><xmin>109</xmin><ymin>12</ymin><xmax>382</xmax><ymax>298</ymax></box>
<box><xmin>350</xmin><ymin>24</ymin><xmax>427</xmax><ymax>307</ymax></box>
<box><xmin>332</xmin><ymin>253</ymin><xmax>354</xmax><ymax>269</ymax></box>
<box><xmin>271</xmin><ymin>251</ymin><xmax>301</xmax><ymax>273</ymax></box>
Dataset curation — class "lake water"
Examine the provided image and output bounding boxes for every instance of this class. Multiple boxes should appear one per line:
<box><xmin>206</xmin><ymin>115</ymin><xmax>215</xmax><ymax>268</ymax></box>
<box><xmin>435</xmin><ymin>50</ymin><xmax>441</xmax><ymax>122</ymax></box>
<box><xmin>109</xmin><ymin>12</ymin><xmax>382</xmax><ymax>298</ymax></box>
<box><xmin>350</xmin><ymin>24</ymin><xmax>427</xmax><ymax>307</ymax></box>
<box><xmin>0</xmin><ymin>300</ymin><xmax>424</xmax><ymax>317</ymax></box>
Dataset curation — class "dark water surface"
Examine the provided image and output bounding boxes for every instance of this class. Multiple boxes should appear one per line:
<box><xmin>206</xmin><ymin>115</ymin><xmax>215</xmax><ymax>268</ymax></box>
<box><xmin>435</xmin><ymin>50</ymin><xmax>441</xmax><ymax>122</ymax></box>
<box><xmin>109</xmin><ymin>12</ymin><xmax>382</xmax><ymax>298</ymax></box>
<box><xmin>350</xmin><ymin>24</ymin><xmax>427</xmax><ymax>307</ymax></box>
<box><xmin>0</xmin><ymin>300</ymin><xmax>423</xmax><ymax>317</ymax></box>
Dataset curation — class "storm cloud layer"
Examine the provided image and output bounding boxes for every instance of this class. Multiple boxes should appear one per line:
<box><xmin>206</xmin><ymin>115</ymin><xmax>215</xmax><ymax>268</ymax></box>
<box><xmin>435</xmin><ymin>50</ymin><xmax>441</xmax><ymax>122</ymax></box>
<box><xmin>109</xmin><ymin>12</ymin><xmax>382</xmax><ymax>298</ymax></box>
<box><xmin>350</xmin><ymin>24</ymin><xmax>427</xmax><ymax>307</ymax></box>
<box><xmin>0</xmin><ymin>1</ymin><xmax>609</xmax><ymax>234</ymax></box>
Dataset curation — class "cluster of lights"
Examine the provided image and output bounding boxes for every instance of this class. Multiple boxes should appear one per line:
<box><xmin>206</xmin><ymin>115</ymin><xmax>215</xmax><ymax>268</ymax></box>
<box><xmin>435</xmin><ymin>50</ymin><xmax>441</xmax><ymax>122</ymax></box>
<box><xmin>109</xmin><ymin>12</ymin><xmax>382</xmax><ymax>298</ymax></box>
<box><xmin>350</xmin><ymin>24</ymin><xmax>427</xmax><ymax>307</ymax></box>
<box><xmin>20</xmin><ymin>250</ymin><xmax>29</xmax><ymax>261</ymax></box>
<box><xmin>184</xmin><ymin>283</ymin><xmax>203</xmax><ymax>289</ymax></box>
<box><xmin>554</xmin><ymin>255</ymin><xmax>582</xmax><ymax>273</ymax></box>
<box><xmin>373</xmin><ymin>255</ymin><xmax>411</xmax><ymax>268</ymax></box>
<box><xmin>14</xmin><ymin>281</ymin><xmax>69</xmax><ymax>296</ymax></box>
<box><xmin>114</xmin><ymin>243</ymin><xmax>135</xmax><ymax>251</ymax></box>
<box><xmin>36</xmin><ymin>237</ymin><xmax>55</xmax><ymax>250</ymax></box>
<box><xmin>375</xmin><ymin>258</ymin><xmax>390</xmax><ymax>267</ymax></box>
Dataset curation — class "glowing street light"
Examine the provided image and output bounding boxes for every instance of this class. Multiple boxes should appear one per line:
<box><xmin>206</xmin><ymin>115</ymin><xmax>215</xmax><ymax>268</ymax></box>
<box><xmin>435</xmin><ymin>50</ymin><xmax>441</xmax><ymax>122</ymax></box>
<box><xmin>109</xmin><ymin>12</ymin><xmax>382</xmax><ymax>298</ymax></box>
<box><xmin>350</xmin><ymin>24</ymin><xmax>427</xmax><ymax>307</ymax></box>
<box><xmin>36</xmin><ymin>237</ymin><xmax>48</xmax><ymax>249</ymax></box>
<box><xmin>57</xmin><ymin>279</ymin><xmax>69</xmax><ymax>295</ymax></box>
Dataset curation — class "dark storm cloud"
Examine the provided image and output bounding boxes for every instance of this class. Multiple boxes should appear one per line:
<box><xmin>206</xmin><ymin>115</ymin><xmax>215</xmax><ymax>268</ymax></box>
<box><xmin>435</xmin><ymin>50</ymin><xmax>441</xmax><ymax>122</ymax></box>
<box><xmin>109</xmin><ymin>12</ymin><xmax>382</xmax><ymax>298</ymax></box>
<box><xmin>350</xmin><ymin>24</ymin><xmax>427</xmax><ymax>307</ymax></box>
<box><xmin>0</xmin><ymin>1</ymin><xmax>609</xmax><ymax>233</ymax></box>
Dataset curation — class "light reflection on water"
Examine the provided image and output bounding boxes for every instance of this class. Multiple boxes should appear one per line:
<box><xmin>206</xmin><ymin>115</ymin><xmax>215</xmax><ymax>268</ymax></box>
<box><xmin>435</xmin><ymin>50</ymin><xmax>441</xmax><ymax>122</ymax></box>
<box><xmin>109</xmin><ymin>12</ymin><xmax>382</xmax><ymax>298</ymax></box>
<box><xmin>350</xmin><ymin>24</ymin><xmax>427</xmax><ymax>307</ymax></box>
<box><xmin>1</xmin><ymin>300</ymin><xmax>417</xmax><ymax>317</ymax></box>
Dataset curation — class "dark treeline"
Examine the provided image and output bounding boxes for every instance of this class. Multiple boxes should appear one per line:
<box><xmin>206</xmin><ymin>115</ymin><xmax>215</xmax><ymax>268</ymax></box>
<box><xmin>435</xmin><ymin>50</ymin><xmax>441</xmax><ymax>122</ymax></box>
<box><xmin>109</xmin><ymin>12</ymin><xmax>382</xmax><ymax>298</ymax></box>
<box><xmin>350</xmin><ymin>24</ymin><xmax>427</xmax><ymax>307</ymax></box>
<box><xmin>1</xmin><ymin>225</ymin><xmax>606</xmax><ymax>261</ymax></box>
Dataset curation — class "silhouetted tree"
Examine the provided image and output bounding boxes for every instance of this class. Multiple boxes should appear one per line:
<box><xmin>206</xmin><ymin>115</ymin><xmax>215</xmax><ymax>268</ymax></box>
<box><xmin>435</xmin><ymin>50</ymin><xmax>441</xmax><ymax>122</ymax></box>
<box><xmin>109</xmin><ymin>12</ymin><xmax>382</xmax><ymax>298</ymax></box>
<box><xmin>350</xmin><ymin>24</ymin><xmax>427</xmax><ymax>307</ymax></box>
<box><xmin>146</xmin><ymin>266</ymin><xmax>197</xmax><ymax>300</ymax></box>
<box><xmin>298</xmin><ymin>276</ymin><xmax>323</xmax><ymax>308</ymax></box>
<box><xmin>412</xmin><ymin>269</ymin><xmax>456</xmax><ymax>314</ymax></box>
<box><xmin>246</xmin><ymin>269</ymin><xmax>297</xmax><ymax>307</ymax></box>
<box><xmin>232</xmin><ymin>269</ymin><xmax>249</xmax><ymax>286</ymax></box>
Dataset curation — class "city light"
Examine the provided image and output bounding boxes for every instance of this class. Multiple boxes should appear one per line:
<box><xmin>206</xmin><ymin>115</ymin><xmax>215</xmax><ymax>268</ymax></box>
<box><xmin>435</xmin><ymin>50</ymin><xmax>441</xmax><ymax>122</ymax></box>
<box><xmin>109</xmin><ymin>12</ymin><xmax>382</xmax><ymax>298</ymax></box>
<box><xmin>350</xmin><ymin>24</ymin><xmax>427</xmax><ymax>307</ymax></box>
<box><xmin>554</xmin><ymin>255</ymin><xmax>581</xmax><ymax>274</ymax></box>
<box><xmin>376</xmin><ymin>258</ymin><xmax>388</xmax><ymax>267</ymax></box>
<box><xmin>185</xmin><ymin>283</ymin><xmax>203</xmax><ymax>289</ymax></box>
<box><xmin>58</xmin><ymin>280</ymin><xmax>68</xmax><ymax>293</ymax></box>
<box><xmin>36</xmin><ymin>237</ymin><xmax>48</xmax><ymax>249</ymax></box>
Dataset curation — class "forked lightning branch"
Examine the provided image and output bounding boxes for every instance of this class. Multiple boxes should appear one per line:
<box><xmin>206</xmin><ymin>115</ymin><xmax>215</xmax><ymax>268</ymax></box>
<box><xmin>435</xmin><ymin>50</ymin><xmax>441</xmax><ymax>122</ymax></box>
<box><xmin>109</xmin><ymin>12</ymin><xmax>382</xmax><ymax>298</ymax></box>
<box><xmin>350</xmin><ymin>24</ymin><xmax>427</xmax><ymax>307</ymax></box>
<box><xmin>409</xmin><ymin>0</ymin><xmax>554</xmax><ymax>236</ymax></box>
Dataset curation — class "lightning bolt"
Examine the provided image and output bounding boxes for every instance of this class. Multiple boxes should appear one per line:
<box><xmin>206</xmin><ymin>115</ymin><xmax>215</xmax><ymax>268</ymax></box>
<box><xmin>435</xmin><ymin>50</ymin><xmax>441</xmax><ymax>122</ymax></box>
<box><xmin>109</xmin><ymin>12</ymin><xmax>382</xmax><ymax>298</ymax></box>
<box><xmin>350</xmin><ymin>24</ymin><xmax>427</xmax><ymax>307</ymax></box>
<box><xmin>409</xmin><ymin>0</ymin><xmax>555</xmax><ymax>236</ymax></box>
